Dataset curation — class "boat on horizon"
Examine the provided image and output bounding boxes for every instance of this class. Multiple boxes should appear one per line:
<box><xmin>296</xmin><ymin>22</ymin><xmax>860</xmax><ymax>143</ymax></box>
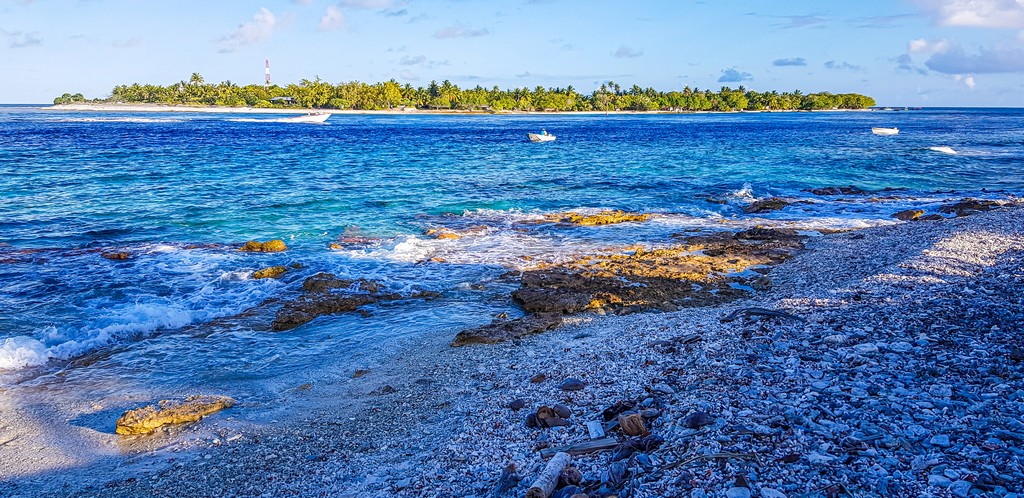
<box><xmin>872</xmin><ymin>127</ymin><xmax>899</xmax><ymax>136</ymax></box>
<box><xmin>284</xmin><ymin>112</ymin><xmax>331</xmax><ymax>123</ymax></box>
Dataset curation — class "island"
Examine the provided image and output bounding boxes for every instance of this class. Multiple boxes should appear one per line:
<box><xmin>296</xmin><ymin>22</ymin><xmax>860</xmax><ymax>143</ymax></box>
<box><xmin>53</xmin><ymin>73</ymin><xmax>875</xmax><ymax>113</ymax></box>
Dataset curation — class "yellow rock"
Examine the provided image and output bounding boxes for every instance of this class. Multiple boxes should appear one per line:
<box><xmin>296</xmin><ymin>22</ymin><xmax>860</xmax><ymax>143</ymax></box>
<box><xmin>253</xmin><ymin>266</ymin><xmax>287</xmax><ymax>279</ymax></box>
<box><xmin>239</xmin><ymin>239</ymin><xmax>287</xmax><ymax>252</ymax></box>
<box><xmin>115</xmin><ymin>395</ymin><xmax>235</xmax><ymax>435</ymax></box>
<box><xmin>546</xmin><ymin>210</ymin><xmax>652</xmax><ymax>226</ymax></box>
<box><xmin>434</xmin><ymin>231</ymin><xmax>461</xmax><ymax>240</ymax></box>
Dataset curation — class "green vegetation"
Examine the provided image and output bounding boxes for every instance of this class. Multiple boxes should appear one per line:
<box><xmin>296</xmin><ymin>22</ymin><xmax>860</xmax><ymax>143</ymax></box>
<box><xmin>53</xmin><ymin>92</ymin><xmax>87</xmax><ymax>105</ymax></box>
<box><xmin>58</xmin><ymin>73</ymin><xmax>875</xmax><ymax>112</ymax></box>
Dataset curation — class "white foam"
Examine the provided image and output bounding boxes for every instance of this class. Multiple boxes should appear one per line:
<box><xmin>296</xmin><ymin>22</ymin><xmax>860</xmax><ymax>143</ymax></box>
<box><xmin>729</xmin><ymin>183</ymin><xmax>756</xmax><ymax>202</ymax></box>
<box><xmin>56</xmin><ymin>117</ymin><xmax>184</xmax><ymax>123</ymax></box>
<box><xmin>928</xmin><ymin>146</ymin><xmax>958</xmax><ymax>155</ymax></box>
<box><xmin>0</xmin><ymin>336</ymin><xmax>53</xmax><ymax>369</ymax></box>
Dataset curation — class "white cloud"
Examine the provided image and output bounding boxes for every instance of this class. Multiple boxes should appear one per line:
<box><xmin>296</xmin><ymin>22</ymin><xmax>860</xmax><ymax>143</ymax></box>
<box><xmin>399</xmin><ymin>69</ymin><xmax>419</xmax><ymax>81</ymax></box>
<box><xmin>1</xmin><ymin>28</ymin><xmax>42</xmax><ymax>48</ymax></box>
<box><xmin>915</xmin><ymin>0</ymin><xmax>1024</xmax><ymax>29</ymax></box>
<box><xmin>613</xmin><ymin>45</ymin><xmax>643</xmax><ymax>58</ymax></box>
<box><xmin>434</xmin><ymin>23</ymin><xmax>489</xmax><ymax>39</ymax></box>
<box><xmin>926</xmin><ymin>44</ymin><xmax>1024</xmax><ymax>72</ymax></box>
<box><xmin>399</xmin><ymin>55</ymin><xmax>425</xmax><ymax>65</ymax></box>
<box><xmin>112</xmin><ymin>37</ymin><xmax>142</xmax><ymax>48</ymax></box>
<box><xmin>318</xmin><ymin>6</ymin><xmax>345</xmax><ymax>31</ymax></box>
<box><xmin>292</xmin><ymin>0</ymin><xmax>312</xmax><ymax>5</ymax></box>
<box><xmin>908</xmin><ymin>38</ymin><xmax>951</xmax><ymax>53</ymax></box>
<box><xmin>217</xmin><ymin>8</ymin><xmax>276</xmax><ymax>53</ymax></box>
<box><xmin>718</xmin><ymin>68</ymin><xmax>753</xmax><ymax>82</ymax></box>
<box><xmin>339</xmin><ymin>0</ymin><xmax>394</xmax><ymax>8</ymax></box>
<box><xmin>954</xmin><ymin>74</ymin><xmax>977</xmax><ymax>88</ymax></box>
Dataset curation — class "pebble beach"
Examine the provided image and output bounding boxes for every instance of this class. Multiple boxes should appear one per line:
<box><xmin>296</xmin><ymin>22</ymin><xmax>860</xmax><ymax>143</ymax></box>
<box><xmin>3</xmin><ymin>202</ymin><xmax>1021</xmax><ymax>497</ymax></box>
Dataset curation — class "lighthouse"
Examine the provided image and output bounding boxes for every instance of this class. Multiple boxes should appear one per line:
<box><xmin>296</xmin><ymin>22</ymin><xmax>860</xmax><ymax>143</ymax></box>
<box><xmin>265</xmin><ymin>58</ymin><xmax>271</xmax><ymax>88</ymax></box>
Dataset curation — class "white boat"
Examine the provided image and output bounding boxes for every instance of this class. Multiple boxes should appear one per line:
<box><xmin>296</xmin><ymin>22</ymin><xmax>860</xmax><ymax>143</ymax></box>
<box><xmin>528</xmin><ymin>132</ymin><xmax>556</xmax><ymax>142</ymax></box>
<box><xmin>284</xmin><ymin>112</ymin><xmax>330</xmax><ymax>123</ymax></box>
<box><xmin>871</xmin><ymin>127</ymin><xmax>899</xmax><ymax>136</ymax></box>
<box><xmin>928</xmin><ymin>146</ymin><xmax>957</xmax><ymax>155</ymax></box>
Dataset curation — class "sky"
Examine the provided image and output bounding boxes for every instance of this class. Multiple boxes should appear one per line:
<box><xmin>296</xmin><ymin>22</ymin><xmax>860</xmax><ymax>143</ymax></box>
<box><xmin>1</xmin><ymin>0</ymin><xmax>1023</xmax><ymax>106</ymax></box>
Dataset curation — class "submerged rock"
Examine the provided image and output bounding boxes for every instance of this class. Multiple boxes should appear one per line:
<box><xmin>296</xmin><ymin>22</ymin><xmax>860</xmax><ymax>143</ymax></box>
<box><xmin>939</xmin><ymin>198</ymin><xmax>1002</xmax><ymax>217</ymax></box>
<box><xmin>544</xmin><ymin>210</ymin><xmax>652</xmax><ymax>226</ymax></box>
<box><xmin>273</xmin><ymin>272</ymin><xmax>437</xmax><ymax>331</ymax></box>
<box><xmin>253</xmin><ymin>266</ymin><xmax>287</xmax><ymax>279</ymax></box>
<box><xmin>101</xmin><ymin>251</ymin><xmax>131</xmax><ymax>260</ymax></box>
<box><xmin>807</xmin><ymin>185</ymin><xmax>868</xmax><ymax>196</ymax></box>
<box><xmin>239</xmin><ymin>239</ymin><xmax>288</xmax><ymax>252</ymax></box>
<box><xmin>450</xmin><ymin>313</ymin><xmax>562</xmax><ymax>346</ymax></box>
<box><xmin>115</xmin><ymin>395</ymin><xmax>234</xmax><ymax>435</ymax></box>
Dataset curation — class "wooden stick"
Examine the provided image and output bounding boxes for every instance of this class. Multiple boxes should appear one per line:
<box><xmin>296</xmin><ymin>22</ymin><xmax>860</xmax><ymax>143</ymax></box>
<box><xmin>539</xmin><ymin>437</ymin><xmax>618</xmax><ymax>459</ymax></box>
<box><xmin>526</xmin><ymin>452</ymin><xmax>571</xmax><ymax>498</ymax></box>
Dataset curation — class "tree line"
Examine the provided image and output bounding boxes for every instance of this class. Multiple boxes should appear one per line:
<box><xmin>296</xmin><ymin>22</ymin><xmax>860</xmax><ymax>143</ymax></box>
<box><xmin>54</xmin><ymin>72</ymin><xmax>876</xmax><ymax>112</ymax></box>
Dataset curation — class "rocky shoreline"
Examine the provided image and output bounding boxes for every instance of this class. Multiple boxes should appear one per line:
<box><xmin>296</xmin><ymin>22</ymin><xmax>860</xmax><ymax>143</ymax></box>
<box><xmin>2</xmin><ymin>205</ymin><xmax>1023</xmax><ymax>498</ymax></box>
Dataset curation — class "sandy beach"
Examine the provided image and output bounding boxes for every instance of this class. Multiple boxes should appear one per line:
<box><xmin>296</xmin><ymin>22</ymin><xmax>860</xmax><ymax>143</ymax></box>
<box><xmin>1</xmin><ymin>204</ymin><xmax>1021</xmax><ymax>497</ymax></box>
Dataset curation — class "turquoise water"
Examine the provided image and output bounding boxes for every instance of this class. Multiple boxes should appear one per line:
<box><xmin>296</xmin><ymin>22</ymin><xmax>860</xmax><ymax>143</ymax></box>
<box><xmin>1</xmin><ymin>107</ymin><xmax>1022</xmax><ymax>397</ymax></box>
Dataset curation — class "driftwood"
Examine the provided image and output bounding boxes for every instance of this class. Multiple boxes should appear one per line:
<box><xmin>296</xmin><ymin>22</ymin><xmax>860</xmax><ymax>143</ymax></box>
<box><xmin>721</xmin><ymin>307</ymin><xmax>805</xmax><ymax>323</ymax></box>
<box><xmin>539</xmin><ymin>437</ymin><xmax>619</xmax><ymax>459</ymax></box>
<box><xmin>526</xmin><ymin>452</ymin><xmax>571</xmax><ymax>498</ymax></box>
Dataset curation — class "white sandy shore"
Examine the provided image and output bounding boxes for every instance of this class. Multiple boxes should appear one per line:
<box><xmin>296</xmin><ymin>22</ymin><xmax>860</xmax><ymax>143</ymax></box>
<box><xmin>1</xmin><ymin>207</ymin><xmax>1021</xmax><ymax>497</ymax></box>
<box><xmin>46</xmin><ymin>102</ymin><xmax>870</xmax><ymax>116</ymax></box>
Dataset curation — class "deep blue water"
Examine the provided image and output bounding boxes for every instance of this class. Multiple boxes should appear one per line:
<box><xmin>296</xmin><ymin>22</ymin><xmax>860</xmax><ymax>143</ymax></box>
<box><xmin>1</xmin><ymin>107</ymin><xmax>1022</xmax><ymax>396</ymax></box>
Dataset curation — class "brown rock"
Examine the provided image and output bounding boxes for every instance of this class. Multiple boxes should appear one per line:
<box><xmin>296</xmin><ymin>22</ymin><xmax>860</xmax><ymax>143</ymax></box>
<box><xmin>253</xmin><ymin>266</ymin><xmax>287</xmax><ymax>279</ymax></box>
<box><xmin>918</xmin><ymin>214</ymin><xmax>945</xmax><ymax>221</ymax></box>
<box><xmin>743</xmin><ymin>197</ymin><xmax>791</xmax><ymax>213</ymax></box>
<box><xmin>115</xmin><ymin>395</ymin><xmax>234</xmax><ymax>435</ymax></box>
<box><xmin>101</xmin><ymin>251</ymin><xmax>131</xmax><ymax>260</ymax></box>
<box><xmin>240</xmin><ymin>239</ymin><xmax>287</xmax><ymax>252</ymax></box>
<box><xmin>891</xmin><ymin>209</ymin><xmax>925</xmax><ymax>221</ymax></box>
<box><xmin>939</xmin><ymin>198</ymin><xmax>1002</xmax><ymax>217</ymax></box>
<box><xmin>352</xmin><ymin>369</ymin><xmax>371</xmax><ymax>378</ymax></box>
<box><xmin>450</xmin><ymin>313</ymin><xmax>563</xmax><ymax>346</ymax></box>
<box><xmin>273</xmin><ymin>273</ymin><xmax>435</xmax><ymax>331</ymax></box>
<box><xmin>618</xmin><ymin>413</ymin><xmax>648</xmax><ymax>436</ymax></box>
<box><xmin>530</xmin><ymin>373</ymin><xmax>547</xmax><ymax>384</ymax></box>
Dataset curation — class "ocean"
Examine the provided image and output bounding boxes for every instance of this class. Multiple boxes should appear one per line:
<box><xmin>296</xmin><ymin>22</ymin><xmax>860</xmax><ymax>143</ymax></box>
<box><xmin>1</xmin><ymin>106</ymin><xmax>1022</xmax><ymax>406</ymax></box>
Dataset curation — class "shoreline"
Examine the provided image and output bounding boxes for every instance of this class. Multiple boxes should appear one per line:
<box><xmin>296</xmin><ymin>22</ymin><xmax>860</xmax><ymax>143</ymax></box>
<box><xmin>2</xmin><ymin>206</ymin><xmax>1022</xmax><ymax>497</ymax></box>
<box><xmin>45</xmin><ymin>102</ymin><xmax>872</xmax><ymax>116</ymax></box>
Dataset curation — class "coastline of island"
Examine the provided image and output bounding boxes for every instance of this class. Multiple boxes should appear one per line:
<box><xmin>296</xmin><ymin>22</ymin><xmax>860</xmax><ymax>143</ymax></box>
<box><xmin>2</xmin><ymin>204</ymin><xmax>1021</xmax><ymax>497</ymax></box>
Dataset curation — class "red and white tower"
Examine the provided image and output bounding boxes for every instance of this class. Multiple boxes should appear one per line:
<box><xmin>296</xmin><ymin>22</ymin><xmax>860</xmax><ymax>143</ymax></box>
<box><xmin>265</xmin><ymin>58</ymin><xmax>271</xmax><ymax>88</ymax></box>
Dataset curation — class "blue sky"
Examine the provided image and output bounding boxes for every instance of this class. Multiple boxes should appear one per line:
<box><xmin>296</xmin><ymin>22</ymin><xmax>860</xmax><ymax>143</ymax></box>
<box><xmin>2</xmin><ymin>0</ymin><xmax>1023</xmax><ymax>105</ymax></box>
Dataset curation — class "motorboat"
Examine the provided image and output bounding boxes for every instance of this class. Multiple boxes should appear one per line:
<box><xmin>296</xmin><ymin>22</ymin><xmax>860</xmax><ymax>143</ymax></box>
<box><xmin>528</xmin><ymin>132</ymin><xmax>556</xmax><ymax>142</ymax></box>
<box><xmin>871</xmin><ymin>127</ymin><xmax>899</xmax><ymax>136</ymax></box>
<box><xmin>284</xmin><ymin>112</ymin><xmax>330</xmax><ymax>123</ymax></box>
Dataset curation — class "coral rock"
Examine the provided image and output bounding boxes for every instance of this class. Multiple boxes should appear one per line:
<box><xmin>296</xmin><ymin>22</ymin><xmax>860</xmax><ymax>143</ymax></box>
<box><xmin>115</xmin><ymin>395</ymin><xmax>234</xmax><ymax>435</ymax></box>
<box><xmin>253</xmin><ymin>266</ymin><xmax>287</xmax><ymax>279</ymax></box>
<box><xmin>240</xmin><ymin>239</ymin><xmax>287</xmax><ymax>252</ymax></box>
